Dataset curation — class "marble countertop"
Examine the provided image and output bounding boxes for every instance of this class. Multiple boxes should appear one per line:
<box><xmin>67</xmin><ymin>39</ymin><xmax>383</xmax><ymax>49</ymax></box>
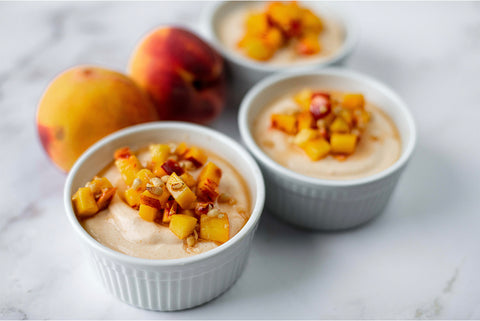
<box><xmin>1</xmin><ymin>1</ymin><xmax>480</xmax><ymax>319</ymax></box>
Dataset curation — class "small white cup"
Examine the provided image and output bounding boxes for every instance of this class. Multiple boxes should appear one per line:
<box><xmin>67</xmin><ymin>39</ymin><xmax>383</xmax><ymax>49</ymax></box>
<box><xmin>203</xmin><ymin>1</ymin><xmax>358</xmax><ymax>104</ymax></box>
<box><xmin>238</xmin><ymin>69</ymin><xmax>416</xmax><ymax>230</ymax></box>
<box><xmin>64</xmin><ymin>122</ymin><xmax>265</xmax><ymax>311</ymax></box>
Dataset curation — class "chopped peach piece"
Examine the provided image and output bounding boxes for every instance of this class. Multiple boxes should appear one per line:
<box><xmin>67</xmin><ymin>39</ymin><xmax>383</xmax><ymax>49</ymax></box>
<box><xmin>72</xmin><ymin>187</ymin><xmax>99</xmax><ymax>217</ymax></box>
<box><xmin>138</xmin><ymin>204</ymin><xmax>157</xmax><ymax>222</ymax></box>
<box><xmin>296</xmin><ymin>32</ymin><xmax>321</xmax><ymax>55</ymax></box>
<box><xmin>267</xmin><ymin>2</ymin><xmax>302</xmax><ymax>37</ymax></box>
<box><xmin>86</xmin><ymin>176</ymin><xmax>113</xmax><ymax>195</ymax></box>
<box><xmin>149</xmin><ymin>144</ymin><xmax>170</xmax><ymax>165</ymax></box>
<box><xmin>180</xmin><ymin>172</ymin><xmax>196</xmax><ymax>188</ymax></box>
<box><xmin>140</xmin><ymin>187</ymin><xmax>170</xmax><ymax>210</ymax></box>
<box><xmin>125</xmin><ymin>187</ymin><xmax>141</xmax><ymax>208</ymax></box>
<box><xmin>175</xmin><ymin>142</ymin><xmax>189</xmax><ymax>156</ymax></box>
<box><xmin>339</xmin><ymin>109</ymin><xmax>353</xmax><ymax>126</ymax></box>
<box><xmin>162</xmin><ymin>201</ymin><xmax>177</xmax><ymax>223</ymax></box>
<box><xmin>301</xmin><ymin>138</ymin><xmax>331</xmax><ymax>161</ymax></box>
<box><xmin>330</xmin><ymin>133</ymin><xmax>357</xmax><ymax>154</ymax></box>
<box><xmin>297</xmin><ymin>110</ymin><xmax>315</xmax><ymax>130</ymax></box>
<box><xmin>239</xmin><ymin>36</ymin><xmax>275</xmax><ymax>61</ymax></box>
<box><xmin>245</xmin><ymin>12</ymin><xmax>270</xmax><ymax>36</ymax></box>
<box><xmin>169</xmin><ymin>214</ymin><xmax>198</xmax><ymax>239</ymax></box>
<box><xmin>135</xmin><ymin>169</ymin><xmax>155</xmax><ymax>190</ymax></box>
<box><xmin>271</xmin><ymin>114</ymin><xmax>298</xmax><ymax>135</ymax></box>
<box><xmin>294</xmin><ymin>89</ymin><xmax>313</xmax><ymax>111</ymax></box>
<box><xmin>166</xmin><ymin>173</ymin><xmax>197</xmax><ymax>209</ymax></box>
<box><xmin>96</xmin><ymin>187</ymin><xmax>116</xmax><ymax>211</ymax></box>
<box><xmin>184</xmin><ymin>147</ymin><xmax>207</xmax><ymax>167</ymax></box>
<box><xmin>200</xmin><ymin>214</ymin><xmax>230</xmax><ymax>244</ymax></box>
<box><xmin>264</xmin><ymin>27</ymin><xmax>284</xmax><ymax>49</ymax></box>
<box><xmin>115</xmin><ymin>155</ymin><xmax>142</xmax><ymax>186</ymax></box>
<box><xmin>329</xmin><ymin>117</ymin><xmax>350</xmax><ymax>133</ymax></box>
<box><xmin>114</xmin><ymin>147</ymin><xmax>133</xmax><ymax>160</ymax></box>
<box><xmin>343</xmin><ymin>94</ymin><xmax>365</xmax><ymax>110</ymax></box>
<box><xmin>197</xmin><ymin>162</ymin><xmax>222</xmax><ymax>202</ymax></box>
<box><xmin>294</xmin><ymin>128</ymin><xmax>319</xmax><ymax>148</ymax></box>
<box><xmin>301</xmin><ymin>8</ymin><xmax>324</xmax><ymax>33</ymax></box>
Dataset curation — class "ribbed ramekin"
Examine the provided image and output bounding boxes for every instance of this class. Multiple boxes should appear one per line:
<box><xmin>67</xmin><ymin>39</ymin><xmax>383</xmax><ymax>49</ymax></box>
<box><xmin>64</xmin><ymin>122</ymin><xmax>265</xmax><ymax>311</ymax></box>
<box><xmin>202</xmin><ymin>1</ymin><xmax>357</xmax><ymax>95</ymax></box>
<box><xmin>238</xmin><ymin>69</ymin><xmax>416</xmax><ymax>230</ymax></box>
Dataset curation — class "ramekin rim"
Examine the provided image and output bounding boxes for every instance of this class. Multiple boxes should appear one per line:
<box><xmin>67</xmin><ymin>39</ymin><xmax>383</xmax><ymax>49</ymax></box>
<box><xmin>203</xmin><ymin>1</ymin><xmax>358</xmax><ymax>72</ymax></box>
<box><xmin>238</xmin><ymin>68</ymin><xmax>417</xmax><ymax>187</ymax></box>
<box><xmin>64</xmin><ymin>122</ymin><xmax>265</xmax><ymax>266</ymax></box>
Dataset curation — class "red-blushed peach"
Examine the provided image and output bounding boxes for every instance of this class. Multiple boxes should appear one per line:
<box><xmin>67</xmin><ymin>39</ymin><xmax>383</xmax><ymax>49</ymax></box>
<box><xmin>36</xmin><ymin>66</ymin><xmax>159</xmax><ymax>172</ymax></box>
<box><xmin>129</xmin><ymin>27</ymin><xmax>226</xmax><ymax>124</ymax></box>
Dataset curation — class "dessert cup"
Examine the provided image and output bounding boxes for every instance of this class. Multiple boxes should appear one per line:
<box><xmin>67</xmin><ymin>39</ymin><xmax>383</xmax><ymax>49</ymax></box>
<box><xmin>203</xmin><ymin>1</ymin><xmax>357</xmax><ymax>103</ymax></box>
<box><xmin>238</xmin><ymin>69</ymin><xmax>416</xmax><ymax>230</ymax></box>
<box><xmin>64</xmin><ymin>122</ymin><xmax>265</xmax><ymax>311</ymax></box>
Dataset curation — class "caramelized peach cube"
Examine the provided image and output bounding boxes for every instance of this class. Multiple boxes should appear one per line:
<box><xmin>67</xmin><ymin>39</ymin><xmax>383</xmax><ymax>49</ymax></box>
<box><xmin>180</xmin><ymin>172</ymin><xmax>196</xmax><ymax>188</ymax></box>
<box><xmin>343</xmin><ymin>94</ymin><xmax>365</xmax><ymax>110</ymax></box>
<box><xmin>149</xmin><ymin>144</ymin><xmax>170</xmax><ymax>165</ymax></box>
<box><xmin>200</xmin><ymin>214</ymin><xmax>230</xmax><ymax>244</ymax></box>
<box><xmin>125</xmin><ymin>187</ymin><xmax>142</xmax><ymax>208</ymax></box>
<box><xmin>72</xmin><ymin>187</ymin><xmax>99</xmax><ymax>217</ymax></box>
<box><xmin>301</xmin><ymin>8</ymin><xmax>324</xmax><ymax>33</ymax></box>
<box><xmin>169</xmin><ymin>214</ymin><xmax>198</xmax><ymax>239</ymax></box>
<box><xmin>264</xmin><ymin>27</ymin><xmax>285</xmax><ymax>49</ymax></box>
<box><xmin>329</xmin><ymin>116</ymin><xmax>350</xmax><ymax>133</ymax></box>
<box><xmin>175</xmin><ymin>142</ymin><xmax>189</xmax><ymax>156</ymax></box>
<box><xmin>297</xmin><ymin>110</ymin><xmax>315</xmax><ymax>130</ymax></box>
<box><xmin>267</xmin><ymin>2</ymin><xmax>302</xmax><ymax>37</ymax></box>
<box><xmin>135</xmin><ymin>168</ymin><xmax>155</xmax><ymax>191</ymax></box>
<box><xmin>138</xmin><ymin>204</ymin><xmax>157</xmax><ymax>222</ymax></box>
<box><xmin>115</xmin><ymin>155</ymin><xmax>142</xmax><ymax>186</ymax></box>
<box><xmin>239</xmin><ymin>36</ymin><xmax>275</xmax><ymax>61</ymax></box>
<box><xmin>296</xmin><ymin>32</ymin><xmax>321</xmax><ymax>55</ymax></box>
<box><xmin>245</xmin><ymin>12</ymin><xmax>270</xmax><ymax>36</ymax></box>
<box><xmin>140</xmin><ymin>187</ymin><xmax>170</xmax><ymax>210</ymax></box>
<box><xmin>301</xmin><ymin>138</ymin><xmax>331</xmax><ymax>161</ymax></box>
<box><xmin>271</xmin><ymin>114</ymin><xmax>298</xmax><ymax>135</ymax></box>
<box><xmin>294</xmin><ymin>128</ymin><xmax>319</xmax><ymax>148</ymax></box>
<box><xmin>330</xmin><ymin>133</ymin><xmax>357</xmax><ymax>154</ymax></box>
<box><xmin>86</xmin><ymin>176</ymin><xmax>113</xmax><ymax>195</ymax></box>
<box><xmin>197</xmin><ymin>162</ymin><xmax>222</xmax><ymax>202</ymax></box>
<box><xmin>166</xmin><ymin>173</ymin><xmax>197</xmax><ymax>209</ymax></box>
<box><xmin>162</xmin><ymin>201</ymin><xmax>177</xmax><ymax>224</ymax></box>
<box><xmin>184</xmin><ymin>146</ymin><xmax>207</xmax><ymax>167</ymax></box>
<box><xmin>294</xmin><ymin>89</ymin><xmax>313</xmax><ymax>111</ymax></box>
<box><xmin>96</xmin><ymin>187</ymin><xmax>117</xmax><ymax>211</ymax></box>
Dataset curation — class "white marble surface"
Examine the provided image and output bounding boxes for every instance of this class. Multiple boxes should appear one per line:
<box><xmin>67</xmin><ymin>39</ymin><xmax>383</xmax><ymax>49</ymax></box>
<box><xmin>1</xmin><ymin>1</ymin><xmax>480</xmax><ymax>319</ymax></box>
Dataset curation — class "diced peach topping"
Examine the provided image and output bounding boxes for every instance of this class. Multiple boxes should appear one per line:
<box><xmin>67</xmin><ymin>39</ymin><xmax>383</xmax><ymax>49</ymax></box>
<box><xmin>330</xmin><ymin>133</ymin><xmax>357</xmax><ymax>154</ymax></box>
<box><xmin>72</xmin><ymin>187</ymin><xmax>99</xmax><ymax>217</ymax></box>
<box><xmin>169</xmin><ymin>215</ymin><xmax>198</xmax><ymax>239</ymax></box>
<box><xmin>238</xmin><ymin>2</ymin><xmax>324</xmax><ymax>61</ymax></box>
<box><xmin>72</xmin><ymin>176</ymin><xmax>116</xmax><ymax>218</ymax></box>
<box><xmin>269</xmin><ymin>89</ymin><xmax>372</xmax><ymax>160</ymax></box>
<box><xmin>138</xmin><ymin>204</ymin><xmax>157</xmax><ymax>222</ymax></box>
<box><xmin>271</xmin><ymin>114</ymin><xmax>298</xmax><ymax>135</ymax></box>
<box><xmin>200</xmin><ymin>214</ymin><xmax>230</xmax><ymax>244</ymax></box>
<box><xmin>197</xmin><ymin>162</ymin><xmax>222</xmax><ymax>202</ymax></box>
<box><xmin>73</xmin><ymin>142</ymin><xmax>240</xmax><ymax>245</ymax></box>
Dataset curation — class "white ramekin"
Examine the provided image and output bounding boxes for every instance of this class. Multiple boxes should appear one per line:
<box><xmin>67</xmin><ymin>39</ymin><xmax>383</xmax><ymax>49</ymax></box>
<box><xmin>64</xmin><ymin>122</ymin><xmax>265</xmax><ymax>311</ymax></box>
<box><xmin>202</xmin><ymin>1</ymin><xmax>357</xmax><ymax>98</ymax></box>
<box><xmin>238</xmin><ymin>69</ymin><xmax>416</xmax><ymax>230</ymax></box>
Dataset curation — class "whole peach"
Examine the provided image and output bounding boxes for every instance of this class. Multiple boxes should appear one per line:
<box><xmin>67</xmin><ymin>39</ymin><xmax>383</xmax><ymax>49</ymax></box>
<box><xmin>37</xmin><ymin>66</ymin><xmax>159</xmax><ymax>172</ymax></box>
<box><xmin>129</xmin><ymin>27</ymin><xmax>226</xmax><ymax>124</ymax></box>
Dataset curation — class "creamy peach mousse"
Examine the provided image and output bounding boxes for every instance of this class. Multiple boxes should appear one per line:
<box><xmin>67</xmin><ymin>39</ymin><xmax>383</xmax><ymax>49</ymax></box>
<box><xmin>217</xmin><ymin>1</ymin><xmax>344</xmax><ymax>65</ymax></box>
<box><xmin>71</xmin><ymin>143</ymin><xmax>250</xmax><ymax>260</ymax></box>
<box><xmin>253</xmin><ymin>89</ymin><xmax>401</xmax><ymax>180</ymax></box>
